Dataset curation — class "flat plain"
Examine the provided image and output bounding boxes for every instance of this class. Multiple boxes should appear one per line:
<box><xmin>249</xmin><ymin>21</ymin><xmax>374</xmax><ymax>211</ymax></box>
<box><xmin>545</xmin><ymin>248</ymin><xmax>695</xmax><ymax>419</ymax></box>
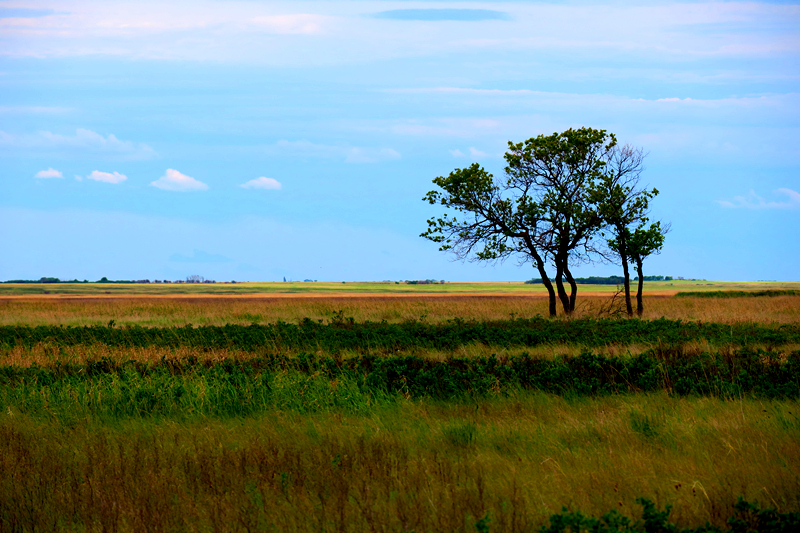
<box><xmin>1</xmin><ymin>281</ymin><xmax>798</xmax><ymax>532</ymax></box>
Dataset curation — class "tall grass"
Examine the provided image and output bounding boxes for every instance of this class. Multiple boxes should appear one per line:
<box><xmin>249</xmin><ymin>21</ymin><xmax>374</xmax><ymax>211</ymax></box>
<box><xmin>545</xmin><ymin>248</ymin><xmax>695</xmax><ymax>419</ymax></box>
<box><xmin>1</xmin><ymin>393</ymin><xmax>798</xmax><ymax>532</ymax></box>
<box><xmin>2</xmin><ymin>294</ymin><xmax>800</xmax><ymax>326</ymax></box>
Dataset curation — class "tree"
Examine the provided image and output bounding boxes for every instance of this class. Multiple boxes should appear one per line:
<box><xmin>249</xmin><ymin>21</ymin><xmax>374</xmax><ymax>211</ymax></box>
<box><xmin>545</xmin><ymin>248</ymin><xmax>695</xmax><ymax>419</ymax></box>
<box><xmin>591</xmin><ymin>144</ymin><xmax>669</xmax><ymax>317</ymax></box>
<box><xmin>628</xmin><ymin>221</ymin><xmax>669</xmax><ymax>316</ymax></box>
<box><xmin>591</xmin><ymin>144</ymin><xmax>656</xmax><ymax>316</ymax></box>
<box><xmin>421</xmin><ymin>163</ymin><xmax>561</xmax><ymax>316</ymax></box>
<box><xmin>422</xmin><ymin>127</ymin><xmax>616</xmax><ymax>316</ymax></box>
<box><xmin>502</xmin><ymin>127</ymin><xmax>615</xmax><ymax>314</ymax></box>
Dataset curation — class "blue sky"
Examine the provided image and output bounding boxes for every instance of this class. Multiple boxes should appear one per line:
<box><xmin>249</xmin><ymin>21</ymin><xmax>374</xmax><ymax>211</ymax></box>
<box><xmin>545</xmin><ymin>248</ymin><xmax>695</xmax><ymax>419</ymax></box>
<box><xmin>1</xmin><ymin>0</ymin><xmax>798</xmax><ymax>282</ymax></box>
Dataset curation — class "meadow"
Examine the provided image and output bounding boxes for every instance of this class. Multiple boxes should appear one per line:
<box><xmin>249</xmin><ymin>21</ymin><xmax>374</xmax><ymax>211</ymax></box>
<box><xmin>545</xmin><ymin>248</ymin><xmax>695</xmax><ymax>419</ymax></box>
<box><xmin>1</xmin><ymin>282</ymin><xmax>798</xmax><ymax>532</ymax></box>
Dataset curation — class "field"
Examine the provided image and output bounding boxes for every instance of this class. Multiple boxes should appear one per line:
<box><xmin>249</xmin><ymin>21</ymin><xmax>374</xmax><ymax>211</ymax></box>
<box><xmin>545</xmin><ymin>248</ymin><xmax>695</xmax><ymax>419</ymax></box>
<box><xmin>2</xmin><ymin>282</ymin><xmax>799</xmax><ymax>532</ymax></box>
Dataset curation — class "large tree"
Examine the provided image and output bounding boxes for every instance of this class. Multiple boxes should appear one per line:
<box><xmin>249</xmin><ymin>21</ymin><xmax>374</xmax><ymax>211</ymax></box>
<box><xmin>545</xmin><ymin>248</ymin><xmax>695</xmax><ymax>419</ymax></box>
<box><xmin>422</xmin><ymin>127</ymin><xmax>616</xmax><ymax>316</ymax></box>
<box><xmin>421</xmin><ymin>163</ymin><xmax>561</xmax><ymax>316</ymax></box>
<box><xmin>503</xmin><ymin>127</ymin><xmax>615</xmax><ymax>314</ymax></box>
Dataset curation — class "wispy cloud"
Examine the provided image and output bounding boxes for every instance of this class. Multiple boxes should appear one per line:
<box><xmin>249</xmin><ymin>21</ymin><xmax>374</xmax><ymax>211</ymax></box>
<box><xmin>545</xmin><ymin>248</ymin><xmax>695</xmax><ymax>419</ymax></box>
<box><xmin>2</xmin><ymin>1</ymin><xmax>796</xmax><ymax>66</ymax></box>
<box><xmin>0</xmin><ymin>129</ymin><xmax>157</xmax><ymax>160</ymax></box>
<box><xmin>169</xmin><ymin>249</ymin><xmax>231</xmax><ymax>263</ymax></box>
<box><xmin>447</xmin><ymin>147</ymin><xmax>490</xmax><ymax>158</ymax></box>
<box><xmin>344</xmin><ymin>147</ymin><xmax>400</xmax><ymax>164</ymax></box>
<box><xmin>371</xmin><ymin>9</ymin><xmax>510</xmax><ymax>22</ymax></box>
<box><xmin>250</xmin><ymin>14</ymin><xmax>325</xmax><ymax>35</ymax></box>
<box><xmin>388</xmin><ymin>118</ymin><xmax>502</xmax><ymax>138</ymax></box>
<box><xmin>151</xmin><ymin>169</ymin><xmax>208</xmax><ymax>192</ymax></box>
<box><xmin>0</xmin><ymin>106</ymin><xmax>71</xmax><ymax>114</ymax></box>
<box><xmin>717</xmin><ymin>188</ymin><xmax>800</xmax><ymax>209</ymax></box>
<box><xmin>34</xmin><ymin>167</ymin><xmax>62</xmax><ymax>178</ymax></box>
<box><xmin>0</xmin><ymin>8</ymin><xmax>56</xmax><ymax>19</ymax></box>
<box><xmin>240</xmin><ymin>177</ymin><xmax>282</xmax><ymax>190</ymax></box>
<box><xmin>87</xmin><ymin>170</ymin><xmax>127</xmax><ymax>184</ymax></box>
<box><xmin>265</xmin><ymin>140</ymin><xmax>400</xmax><ymax>163</ymax></box>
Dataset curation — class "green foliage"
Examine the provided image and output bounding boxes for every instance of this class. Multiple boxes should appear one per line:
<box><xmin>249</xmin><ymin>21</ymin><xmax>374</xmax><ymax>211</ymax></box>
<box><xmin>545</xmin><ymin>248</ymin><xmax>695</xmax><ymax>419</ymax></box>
<box><xmin>539</xmin><ymin>497</ymin><xmax>800</xmax><ymax>533</ymax></box>
<box><xmin>422</xmin><ymin>127</ymin><xmax>631</xmax><ymax>316</ymax></box>
<box><xmin>3</xmin><ymin>318</ymin><xmax>799</xmax><ymax>353</ymax></box>
<box><xmin>1</xmin><ymin>347</ymin><xmax>797</xmax><ymax>421</ymax></box>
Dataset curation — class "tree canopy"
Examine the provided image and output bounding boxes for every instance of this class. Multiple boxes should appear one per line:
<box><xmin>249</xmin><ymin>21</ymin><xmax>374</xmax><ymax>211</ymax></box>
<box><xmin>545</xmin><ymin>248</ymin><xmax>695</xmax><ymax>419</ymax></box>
<box><xmin>422</xmin><ymin>127</ymin><xmax>667</xmax><ymax>317</ymax></box>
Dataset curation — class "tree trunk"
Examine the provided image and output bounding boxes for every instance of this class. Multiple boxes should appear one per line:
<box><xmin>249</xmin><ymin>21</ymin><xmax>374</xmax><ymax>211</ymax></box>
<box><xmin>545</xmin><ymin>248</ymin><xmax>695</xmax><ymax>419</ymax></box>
<box><xmin>563</xmin><ymin>265</ymin><xmax>578</xmax><ymax>313</ymax></box>
<box><xmin>524</xmin><ymin>238</ymin><xmax>557</xmax><ymax>317</ymax></box>
<box><xmin>635</xmin><ymin>258</ymin><xmax>644</xmax><ymax>317</ymax></box>
<box><xmin>621</xmin><ymin>258</ymin><xmax>633</xmax><ymax>317</ymax></box>
<box><xmin>615</xmin><ymin>227</ymin><xmax>633</xmax><ymax>316</ymax></box>
<box><xmin>554</xmin><ymin>256</ymin><xmax>572</xmax><ymax>315</ymax></box>
<box><xmin>533</xmin><ymin>257</ymin><xmax>557</xmax><ymax>318</ymax></box>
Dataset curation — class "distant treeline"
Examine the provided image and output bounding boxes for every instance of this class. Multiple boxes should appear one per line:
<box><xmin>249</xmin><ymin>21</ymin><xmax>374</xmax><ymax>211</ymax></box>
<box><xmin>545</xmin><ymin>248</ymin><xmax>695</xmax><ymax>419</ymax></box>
<box><xmin>3</xmin><ymin>277</ymin><xmax>89</xmax><ymax>284</ymax></box>
<box><xmin>676</xmin><ymin>290</ymin><xmax>798</xmax><ymax>298</ymax></box>
<box><xmin>525</xmin><ymin>275</ymin><xmax>673</xmax><ymax>285</ymax></box>
<box><xmin>3</xmin><ymin>277</ymin><xmax>127</xmax><ymax>284</ymax></box>
<box><xmin>3</xmin><ymin>277</ymin><xmax>218</xmax><ymax>284</ymax></box>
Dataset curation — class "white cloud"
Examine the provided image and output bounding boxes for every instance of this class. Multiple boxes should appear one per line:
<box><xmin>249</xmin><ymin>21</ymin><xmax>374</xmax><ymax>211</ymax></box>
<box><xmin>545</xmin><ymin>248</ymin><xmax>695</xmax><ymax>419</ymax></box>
<box><xmin>241</xmin><ymin>177</ymin><xmax>282</xmax><ymax>190</ymax></box>
<box><xmin>250</xmin><ymin>14</ymin><xmax>325</xmax><ymax>35</ymax></box>
<box><xmin>0</xmin><ymin>128</ymin><xmax>157</xmax><ymax>160</ymax></box>
<box><xmin>469</xmin><ymin>147</ymin><xmax>487</xmax><ymax>158</ymax></box>
<box><xmin>87</xmin><ymin>170</ymin><xmax>127</xmax><ymax>184</ymax></box>
<box><xmin>449</xmin><ymin>149</ymin><xmax>465</xmax><ymax>157</ymax></box>
<box><xmin>151</xmin><ymin>169</ymin><xmax>208</xmax><ymax>192</ymax></box>
<box><xmin>34</xmin><ymin>167</ymin><xmax>62</xmax><ymax>178</ymax></box>
<box><xmin>717</xmin><ymin>188</ymin><xmax>800</xmax><ymax>209</ymax></box>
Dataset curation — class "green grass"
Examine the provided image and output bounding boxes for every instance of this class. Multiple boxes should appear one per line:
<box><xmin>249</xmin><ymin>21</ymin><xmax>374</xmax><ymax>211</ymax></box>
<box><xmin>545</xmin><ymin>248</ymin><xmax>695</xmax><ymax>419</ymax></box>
<box><xmin>1</xmin><ymin>393</ymin><xmax>798</xmax><ymax>532</ymax></box>
<box><xmin>3</xmin><ymin>292</ymin><xmax>799</xmax><ymax>532</ymax></box>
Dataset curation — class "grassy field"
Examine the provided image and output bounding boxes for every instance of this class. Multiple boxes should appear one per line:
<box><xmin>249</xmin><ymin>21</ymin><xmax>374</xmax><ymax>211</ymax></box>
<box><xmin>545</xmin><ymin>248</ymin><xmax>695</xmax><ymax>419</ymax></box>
<box><xmin>1</xmin><ymin>294</ymin><xmax>799</xmax><ymax>328</ymax></box>
<box><xmin>1</xmin><ymin>282</ymin><xmax>798</xmax><ymax>532</ymax></box>
<box><xmin>2</xmin><ymin>279</ymin><xmax>800</xmax><ymax>297</ymax></box>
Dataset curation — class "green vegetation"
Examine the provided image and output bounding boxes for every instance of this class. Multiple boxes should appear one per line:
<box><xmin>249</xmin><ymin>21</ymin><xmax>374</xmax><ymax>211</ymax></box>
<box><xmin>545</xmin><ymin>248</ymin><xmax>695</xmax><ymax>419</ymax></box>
<box><xmin>2</xmin><ymin>293</ymin><xmax>798</xmax><ymax>531</ymax></box>
<box><xmin>2</xmin><ymin>392</ymin><xmax>798</xmax><ymax>532</ymax></box>
<box><xmin>2</xmin><ymin>348</ymin><xmax>798</xmax><ymax>422</ymax></box>
<box><xmin>676</xmin><ymin>290</ymin><xmax>798</xmax><ymax>298</ymax></box>
<box><xmin>4</xmin><ymin>318</ymin><xmax>799</xmax><ymax>352</ymax></box>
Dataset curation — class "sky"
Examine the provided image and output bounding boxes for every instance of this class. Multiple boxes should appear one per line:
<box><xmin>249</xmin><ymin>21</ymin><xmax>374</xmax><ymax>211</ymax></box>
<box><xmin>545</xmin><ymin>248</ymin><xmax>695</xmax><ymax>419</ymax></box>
<box><xmin>1</xmin><ymin>0</ymin><xmax>799</xmax><ymax>282</ymax></box>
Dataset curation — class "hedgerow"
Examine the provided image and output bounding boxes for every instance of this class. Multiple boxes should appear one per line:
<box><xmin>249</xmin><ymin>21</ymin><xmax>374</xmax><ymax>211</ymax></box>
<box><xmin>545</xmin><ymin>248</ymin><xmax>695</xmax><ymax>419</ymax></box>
<box><xmin>2</xmin><ymin>317</ymin><xmax>798</xmax><ymax>352</ymax></box>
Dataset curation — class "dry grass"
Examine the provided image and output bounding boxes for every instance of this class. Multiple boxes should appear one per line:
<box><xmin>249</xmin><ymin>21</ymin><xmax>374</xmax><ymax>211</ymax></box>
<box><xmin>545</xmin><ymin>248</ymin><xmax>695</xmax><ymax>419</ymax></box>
<box><xmin>2</xmin><ymin>393</ymin><xmax>798</xmax><ymax>532</ymax></box>
<box><xmin>6</xmin><ymin>279</ymin><xmax>799</xmax><ymax>297</ymax></box>
<box><xmin>2</xmin><ymin>293</ymin><xmax>800</xmax><ymax>327</ymax></box>
<box><xmin>5</xmin><ymin>341</ymin><xmax>799</xmax><ymax>370</ymax></box>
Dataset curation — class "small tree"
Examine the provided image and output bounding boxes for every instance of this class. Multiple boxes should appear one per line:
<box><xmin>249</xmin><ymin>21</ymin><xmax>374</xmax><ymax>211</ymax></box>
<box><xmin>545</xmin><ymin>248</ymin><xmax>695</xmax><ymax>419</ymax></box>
<box><xmin>591</xmin><ymin>144</ymin><xmax>657</xmax><ymax>316</ymax></box>
<box><xmin>628</xmin><ymin>221</ymin><xmax>668</xmax><ymax>316</ymax></box>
